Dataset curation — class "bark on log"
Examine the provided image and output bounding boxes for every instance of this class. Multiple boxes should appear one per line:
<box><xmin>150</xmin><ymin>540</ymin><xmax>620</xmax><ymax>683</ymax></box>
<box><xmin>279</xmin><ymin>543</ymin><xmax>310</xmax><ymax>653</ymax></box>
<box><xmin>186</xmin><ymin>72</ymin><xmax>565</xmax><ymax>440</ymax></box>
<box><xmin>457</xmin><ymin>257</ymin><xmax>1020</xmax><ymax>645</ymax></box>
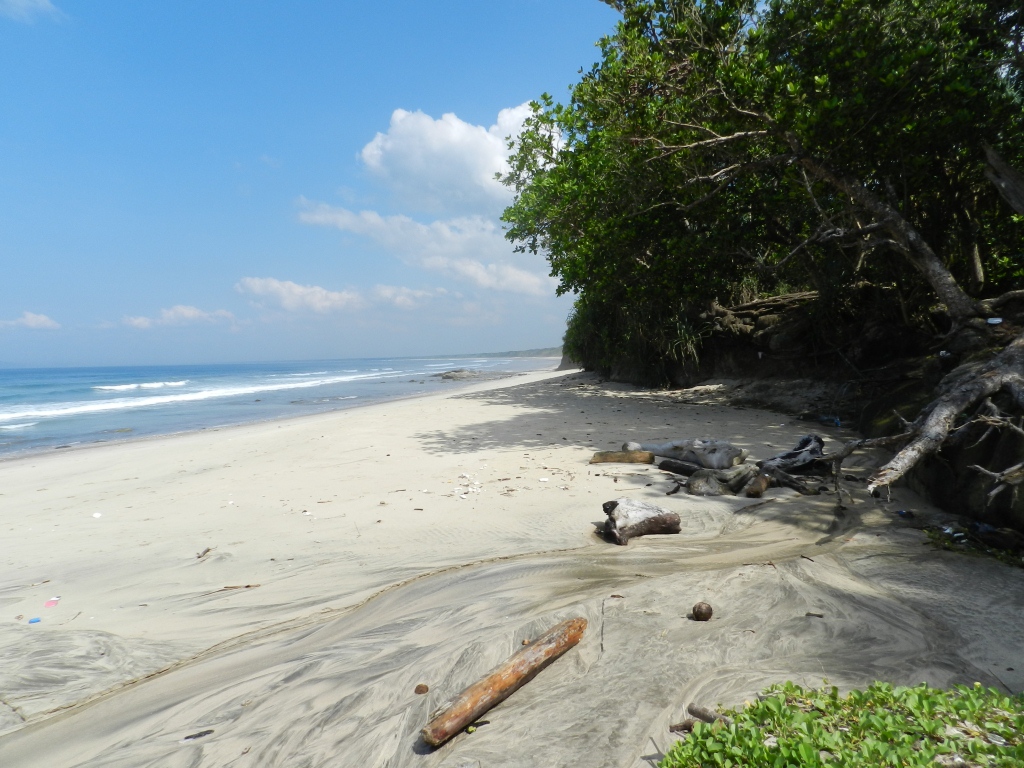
<box><xmin>421</xmin><ymin>618</ymin><xmax>587</xmax><ymax>747</ymax></box>
<box><xmin>590</xmin><ymin>450</ymin><xmax>655</xmax><ymax>464</ymax></box>
<box><xmin>623</xmin><ymin>439</ymin><xmax>748</xmax><ymax>469</ymax></box>
<box><xmin>603</xmin><ymin>498</ymin><xmax>681</xmax><ymax>544</ymax></box>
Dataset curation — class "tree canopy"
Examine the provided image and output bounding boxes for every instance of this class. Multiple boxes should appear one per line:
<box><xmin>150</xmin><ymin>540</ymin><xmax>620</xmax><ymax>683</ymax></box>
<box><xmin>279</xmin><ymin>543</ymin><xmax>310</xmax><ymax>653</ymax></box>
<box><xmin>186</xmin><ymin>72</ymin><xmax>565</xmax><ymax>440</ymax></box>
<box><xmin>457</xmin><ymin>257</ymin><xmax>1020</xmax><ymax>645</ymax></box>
<box><xmin>502</xmin><ymin>0</ymin><xmax>1024</xmax><ymax>383</ymax></box>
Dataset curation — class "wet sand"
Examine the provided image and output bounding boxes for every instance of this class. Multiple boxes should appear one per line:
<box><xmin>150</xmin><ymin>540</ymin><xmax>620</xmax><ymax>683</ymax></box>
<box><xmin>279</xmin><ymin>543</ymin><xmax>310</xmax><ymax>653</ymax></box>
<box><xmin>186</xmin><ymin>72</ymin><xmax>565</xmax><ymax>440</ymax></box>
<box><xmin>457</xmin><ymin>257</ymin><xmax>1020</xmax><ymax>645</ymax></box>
<box><xmin>1</xmin><ymin>370</ymin><xmax>1022</xmax><ymax>767</ymax></box>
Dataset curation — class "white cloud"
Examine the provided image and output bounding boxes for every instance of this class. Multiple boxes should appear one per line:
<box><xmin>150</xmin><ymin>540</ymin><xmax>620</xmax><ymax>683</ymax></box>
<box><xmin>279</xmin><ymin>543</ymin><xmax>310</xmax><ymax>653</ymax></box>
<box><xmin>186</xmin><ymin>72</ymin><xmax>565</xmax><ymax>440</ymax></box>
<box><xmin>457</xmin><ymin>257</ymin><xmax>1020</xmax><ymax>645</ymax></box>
<box><xmin>299</xmin><ymin>203</ymin><xmax>554</xmax><ymax>296</ymax></box>
<box><xmin>123</xmin><ymin>305</ymin><xmax>234</xmax><ymax>329</ymax></box>
<box><xmin>0</xmin><ymin>311</ymin><xmax>60</xmax><ymax>329</ymax></box>
<box><xmin>372</xmin><ymin>284</ymin><xmax>443</xmax><ymax>309</ymax></box>
<box><xmin>359</xmin><ymin>103</ymin><xmax>531</xmax><ymax>216</ymax></box>
<box><xmin>0</xmin><ymin>0</ymin><xmax>61</xmax><ymax>22</ymax></box>
<box><xmin>236</xmin><ymin>277</ymin><xmax>364</xmax><ymax>312</ymax></box>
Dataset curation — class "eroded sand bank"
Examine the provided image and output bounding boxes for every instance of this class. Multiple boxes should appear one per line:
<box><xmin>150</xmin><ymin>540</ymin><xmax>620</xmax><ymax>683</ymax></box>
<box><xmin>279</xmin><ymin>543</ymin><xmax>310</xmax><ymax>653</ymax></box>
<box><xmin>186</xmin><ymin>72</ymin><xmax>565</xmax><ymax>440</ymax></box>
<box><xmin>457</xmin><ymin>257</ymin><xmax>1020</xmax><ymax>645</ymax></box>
<box><xmin>1</xmin><ymin>370</ymin><xmax>1022</xmax><ymax>767</ymax></box>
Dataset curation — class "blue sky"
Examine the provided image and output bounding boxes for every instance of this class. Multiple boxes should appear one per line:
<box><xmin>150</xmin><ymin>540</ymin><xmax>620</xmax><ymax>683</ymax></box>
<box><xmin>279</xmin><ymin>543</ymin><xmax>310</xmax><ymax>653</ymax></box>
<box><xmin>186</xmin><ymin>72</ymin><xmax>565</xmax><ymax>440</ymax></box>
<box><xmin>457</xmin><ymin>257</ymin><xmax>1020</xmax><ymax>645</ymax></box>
<box><xmin>0</xmin><ymin>0</ymin><xmax>618</xmax><ymax>366</ymax></box>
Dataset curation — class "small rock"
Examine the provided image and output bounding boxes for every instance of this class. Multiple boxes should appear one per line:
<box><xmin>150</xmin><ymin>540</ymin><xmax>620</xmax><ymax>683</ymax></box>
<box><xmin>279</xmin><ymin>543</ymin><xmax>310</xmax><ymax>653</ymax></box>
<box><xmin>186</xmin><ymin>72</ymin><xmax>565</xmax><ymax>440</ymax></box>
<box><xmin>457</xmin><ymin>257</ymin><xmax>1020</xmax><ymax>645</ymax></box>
<box><xmin>414</xmin><ymin>684</ymin><xmax>429</xmax><ymax>695</ymax></box>
<box><xmin>692</xmin><ymin>602</ymin><xmax>713</xmax><ymax>621</ymax></box>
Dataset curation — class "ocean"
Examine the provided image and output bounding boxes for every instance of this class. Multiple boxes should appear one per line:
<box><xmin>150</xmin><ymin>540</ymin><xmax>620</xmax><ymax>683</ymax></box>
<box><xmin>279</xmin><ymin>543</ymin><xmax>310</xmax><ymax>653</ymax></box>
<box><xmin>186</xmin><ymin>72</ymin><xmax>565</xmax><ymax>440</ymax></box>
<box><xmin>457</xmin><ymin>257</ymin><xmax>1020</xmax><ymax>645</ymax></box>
<box><xmin>0</xmin><ymin>356</ymin><xmax>559</xmax><ymax>459</ymax></box>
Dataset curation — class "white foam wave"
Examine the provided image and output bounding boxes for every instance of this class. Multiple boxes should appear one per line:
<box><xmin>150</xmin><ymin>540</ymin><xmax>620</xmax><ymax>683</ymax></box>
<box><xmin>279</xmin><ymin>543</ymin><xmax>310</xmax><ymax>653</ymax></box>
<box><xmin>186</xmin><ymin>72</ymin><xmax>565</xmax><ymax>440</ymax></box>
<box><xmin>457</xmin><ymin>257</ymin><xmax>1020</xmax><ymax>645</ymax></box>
<box><xmin>0</xmin><ymin>422</ymin><xmax>37</xmax><ymax>430</ymax></box>
<box><xmin>0</xmin><ymin>372</ymin><xmax>402</xmax><ymax>424</ymax></box>
<box><xmin>94</xmin><ymin>380</ymin><xmax>189</xmax><ymax>391</ymax></box>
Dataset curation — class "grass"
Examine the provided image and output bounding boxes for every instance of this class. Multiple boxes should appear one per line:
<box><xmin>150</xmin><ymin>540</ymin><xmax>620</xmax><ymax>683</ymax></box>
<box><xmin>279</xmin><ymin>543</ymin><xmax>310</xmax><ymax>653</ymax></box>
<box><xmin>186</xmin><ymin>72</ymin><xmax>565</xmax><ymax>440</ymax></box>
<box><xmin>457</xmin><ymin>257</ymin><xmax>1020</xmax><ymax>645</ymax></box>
<box><xmin>925</xmin><ymin>527</ymin><xmax>1024</xmax><ymax>570</ymax></box>
<box><xmin>660</xmin><ymin>681</ymin><xmax>1024</xmax><ymax>767</ymax></box>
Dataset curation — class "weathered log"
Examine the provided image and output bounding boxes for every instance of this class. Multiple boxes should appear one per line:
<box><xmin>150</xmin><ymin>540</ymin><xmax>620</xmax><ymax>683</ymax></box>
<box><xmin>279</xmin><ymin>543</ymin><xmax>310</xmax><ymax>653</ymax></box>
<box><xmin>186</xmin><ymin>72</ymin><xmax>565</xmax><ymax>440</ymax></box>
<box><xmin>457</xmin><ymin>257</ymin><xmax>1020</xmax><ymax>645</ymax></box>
<box><xmin>687</xmin><ymin>703</ymin><xmax>732</xmax><ymax>725</ymax></box>
<box><xmin>602</xmin><ymin>498</ymin><xmax>681</xmax><ymax>544</ymax></box>
<box><xmin>590</xmin><ymin>450</ymin><xmax>655</xmax><ymax>464</ymax></box>
<box><xmin>687</xmin><ymin>465</ymin><xmax>759</xmax><ymax>496</ymax></box>
<box><xmin>762</xmin><ymin>466</ymin><xmax>819</xmax><ymax>495</ymax></box>
<box><xmin>658</xmin><ymin>458</ymin><xmax>704</xmax><ymax>476</ymax></box>
<box><xmin>741</xmin><ymin>473</ymin><xmax>771</xmax><ymax>497</ymax></box>
<box><xmin>760</xmin><ymin>434</ymin><xmax>825</xmax><ymax>473</ymax></box>
<box><xmin>421</xmin><ymin>618</ymin><xmax>587</xmax><ymax>747</ymax></box>
<box><xmin>669</xmin><ymin>718</ymin><xmax>696</xmax><ymax>733</ymax></box>
<box><xmin>623</xmin><ymin>439</ymin><xmax>748</xmax><ymax>469</ymax></box>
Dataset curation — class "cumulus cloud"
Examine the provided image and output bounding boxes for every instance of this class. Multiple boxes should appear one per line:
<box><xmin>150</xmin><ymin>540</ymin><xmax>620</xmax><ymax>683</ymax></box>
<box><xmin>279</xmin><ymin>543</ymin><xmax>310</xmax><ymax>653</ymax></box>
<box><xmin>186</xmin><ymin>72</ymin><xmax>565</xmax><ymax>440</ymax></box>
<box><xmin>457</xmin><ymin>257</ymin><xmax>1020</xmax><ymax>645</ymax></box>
<box><xmin>236</xmin><ymin>277</ymin><xmax>364</xmax><ymax>312</ymax></box>
<box><xmin>0</xmin><ymin>311</ymin><xmax>60</xmax><ymax>329</ymax></box>
<box><xmin>359</xmin><ymin>103</ymin><xmax>531</xmax><ymax>216</ymax></box>
<box><xmin>123</xmin><ymin>305</ymin><xmax>234</xmax><ymax>329</ymax></box>
<box><xmin>300</xmin><ymin>203</ymin><xmax>554</xmax><ymax>296</ymax></box>
<box><xmin>0</xmin><ymin>0</ymin><xmax>61</xmax><ymax>22</ymax></box>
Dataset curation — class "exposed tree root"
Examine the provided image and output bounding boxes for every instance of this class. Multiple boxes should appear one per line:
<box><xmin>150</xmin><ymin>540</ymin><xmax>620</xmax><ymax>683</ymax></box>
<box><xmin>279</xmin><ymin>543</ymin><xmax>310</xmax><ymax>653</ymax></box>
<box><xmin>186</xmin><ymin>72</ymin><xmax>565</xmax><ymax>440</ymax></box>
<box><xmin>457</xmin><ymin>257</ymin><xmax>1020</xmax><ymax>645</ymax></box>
<box><xmin>865</xmin><ymin>327</ymin><xmax>1024</xmax><ymax>493</ymax></box>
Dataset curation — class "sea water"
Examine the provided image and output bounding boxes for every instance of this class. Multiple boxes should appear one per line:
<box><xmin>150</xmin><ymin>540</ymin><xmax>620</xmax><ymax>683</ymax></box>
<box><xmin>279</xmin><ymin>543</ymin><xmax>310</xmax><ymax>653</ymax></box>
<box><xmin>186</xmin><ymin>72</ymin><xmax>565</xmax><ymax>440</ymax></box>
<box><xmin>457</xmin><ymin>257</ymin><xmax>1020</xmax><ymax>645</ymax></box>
<box><xmin>0</xmin><ymin>356</ymin><xmax>558</xmax><ymax>458</ymax></box>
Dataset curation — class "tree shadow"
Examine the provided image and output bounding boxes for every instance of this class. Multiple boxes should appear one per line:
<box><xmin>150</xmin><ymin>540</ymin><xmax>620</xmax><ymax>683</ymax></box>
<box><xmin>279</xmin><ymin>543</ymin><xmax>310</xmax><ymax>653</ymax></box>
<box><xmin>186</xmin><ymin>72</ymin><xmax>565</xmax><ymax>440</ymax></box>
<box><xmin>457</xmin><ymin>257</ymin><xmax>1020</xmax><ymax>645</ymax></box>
<box><xmin>412</xmin><ymin>371</ymin><xmax>798</xmax><ymax>459</ymax></box>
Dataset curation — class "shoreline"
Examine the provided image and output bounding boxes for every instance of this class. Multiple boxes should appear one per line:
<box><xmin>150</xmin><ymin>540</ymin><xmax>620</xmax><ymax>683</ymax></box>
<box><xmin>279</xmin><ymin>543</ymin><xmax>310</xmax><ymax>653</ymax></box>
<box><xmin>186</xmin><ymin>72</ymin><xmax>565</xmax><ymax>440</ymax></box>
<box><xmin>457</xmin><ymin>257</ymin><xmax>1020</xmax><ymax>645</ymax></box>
<box><xmin>0</xmin><ymin>366</ymin><xmax>558</xmax><ymax>465</ymax></box>
<box><xmin>1</xmin><ymin>368</ymin><xmax>1022</xmax><ymax>766</ymax></box>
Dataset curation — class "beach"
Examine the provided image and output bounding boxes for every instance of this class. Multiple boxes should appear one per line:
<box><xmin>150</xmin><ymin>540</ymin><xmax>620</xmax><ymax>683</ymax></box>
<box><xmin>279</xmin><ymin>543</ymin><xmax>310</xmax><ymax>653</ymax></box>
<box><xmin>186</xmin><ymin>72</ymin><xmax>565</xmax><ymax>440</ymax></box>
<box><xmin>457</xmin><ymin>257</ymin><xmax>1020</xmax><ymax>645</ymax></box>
<box><xmin>1</xmin><ymin>369</ymin><xmax>1022</xmax><ymax>767</ymax></box>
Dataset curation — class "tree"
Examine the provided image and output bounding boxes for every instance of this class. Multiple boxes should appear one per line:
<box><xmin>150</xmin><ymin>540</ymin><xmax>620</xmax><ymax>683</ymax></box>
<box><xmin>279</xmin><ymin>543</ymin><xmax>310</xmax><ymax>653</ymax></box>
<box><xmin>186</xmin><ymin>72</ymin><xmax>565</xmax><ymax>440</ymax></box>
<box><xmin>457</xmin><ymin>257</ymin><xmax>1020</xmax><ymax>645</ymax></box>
<box><xmin>503</xmin><ymin>0</ymin><xmax>1024</xmax><ymax>490</ymax></box>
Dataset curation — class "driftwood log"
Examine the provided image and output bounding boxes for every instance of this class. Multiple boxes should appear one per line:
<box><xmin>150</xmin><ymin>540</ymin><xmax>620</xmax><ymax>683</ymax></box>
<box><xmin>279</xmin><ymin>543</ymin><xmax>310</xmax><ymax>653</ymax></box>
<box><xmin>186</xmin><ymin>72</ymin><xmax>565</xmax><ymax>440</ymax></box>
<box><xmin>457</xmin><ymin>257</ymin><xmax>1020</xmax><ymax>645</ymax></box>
<box><xmin>658</xmin><ymin>458</ymin><xmax>704</xmax><ymax>476</ymax></box>
<box><xmin>623</xmin><ymin>439</ymin><xmax>749</xmax><ymax>469</ymax></box>
<box><xmin>421</xmin><ymin>618</ymin><xmax>587</xmax><ymax>747</ymax></box>
<box><xmin>760</xmin><ymin>434</ymin><xmax>826</xmax><ymax>473</ymax></box>
<box><xmin>687</xmin><ymin>464</ymin><xmax>759</xmax><ymax>496</ymax></box>
<box><xmin>741</xmin><ymin>473</ymin><xmax>771</xmax><ymax>497</ymax></box>
<box><xmin>603</xmin><ymin>498</ymin><xmax>681</xmax><ymax>544</ymax></box>
<box><xmin>687</xmin><ymin>703</ymin><xmax>733</xmax><ymax>725</ymax></box>
<box><xmin>590</xmin><ymin>450</ymin><xmax>655</xmax><ymax>464</ymax></box>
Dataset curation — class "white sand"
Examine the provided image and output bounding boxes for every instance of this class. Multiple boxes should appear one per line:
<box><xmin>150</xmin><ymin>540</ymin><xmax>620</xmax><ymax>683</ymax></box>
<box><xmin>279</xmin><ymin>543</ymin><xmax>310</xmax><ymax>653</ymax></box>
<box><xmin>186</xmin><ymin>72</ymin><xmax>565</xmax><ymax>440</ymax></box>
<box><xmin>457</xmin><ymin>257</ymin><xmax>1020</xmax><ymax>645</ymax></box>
<box><xmin>0</xmin><ymin>370</ymin><xmax>1022</xmax><ymax>767</ymax></box>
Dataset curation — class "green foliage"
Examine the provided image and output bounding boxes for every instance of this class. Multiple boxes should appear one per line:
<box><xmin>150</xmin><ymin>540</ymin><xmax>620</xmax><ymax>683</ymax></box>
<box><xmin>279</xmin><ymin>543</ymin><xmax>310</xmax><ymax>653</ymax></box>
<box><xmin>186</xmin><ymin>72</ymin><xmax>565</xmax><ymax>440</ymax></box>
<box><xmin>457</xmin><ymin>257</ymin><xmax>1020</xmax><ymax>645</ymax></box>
<box><xmin>925</xmin><ymin>526</ymin><xmax>1024</xmax><ymax>569</ymax></box>
<box><xmin>502</xmin><ymin>0</ymin><xmax>1024</xmax><ymax>381</ymax></box>
<box><xmin>661</xmin><ymin>681</ymin><xmax>1024</xmax><ymax>767</ymax></box>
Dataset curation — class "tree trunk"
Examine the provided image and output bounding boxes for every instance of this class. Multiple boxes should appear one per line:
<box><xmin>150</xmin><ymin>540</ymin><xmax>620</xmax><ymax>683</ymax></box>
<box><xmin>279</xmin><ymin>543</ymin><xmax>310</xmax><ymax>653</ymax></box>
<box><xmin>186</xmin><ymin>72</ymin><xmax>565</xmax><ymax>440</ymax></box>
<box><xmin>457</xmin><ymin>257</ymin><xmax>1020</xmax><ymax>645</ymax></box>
<box><xmin>985</xmin><ymin>144</ymin><xmax>1024</xmax><ymax>215</ymax></box>
<box><xmin>800</xmin><ymin>158</ymin><xmax>981</xmax><ymax>321</ymax></box>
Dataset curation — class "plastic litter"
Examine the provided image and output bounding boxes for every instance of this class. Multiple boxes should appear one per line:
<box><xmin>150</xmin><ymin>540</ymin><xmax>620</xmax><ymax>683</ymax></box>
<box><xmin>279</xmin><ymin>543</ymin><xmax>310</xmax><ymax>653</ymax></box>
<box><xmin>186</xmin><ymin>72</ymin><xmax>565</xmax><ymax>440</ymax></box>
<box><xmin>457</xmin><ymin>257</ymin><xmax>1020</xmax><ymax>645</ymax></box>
<box><xmin>986</xmin><ymin>317</ymin><xmax>1003</xmax><ymax>325</ymax></box>
<box><xmin>895</xmin><ymin>510</ymin><xmax>915</xmax><ymax>519</ymax></box>
<box><xmin>28</xmin><ymin>617</ymin><xmax>40</xmax><ymax>624</ymax></box>
<box><xmin>92</xmin><ymin>513</ymin><xmax>102</xmax><ymax>518</ymax></box>
<box><xmin>44</xmin><ymin>597</ymin><xmax>60</xmax><ymax>607</ymax></box>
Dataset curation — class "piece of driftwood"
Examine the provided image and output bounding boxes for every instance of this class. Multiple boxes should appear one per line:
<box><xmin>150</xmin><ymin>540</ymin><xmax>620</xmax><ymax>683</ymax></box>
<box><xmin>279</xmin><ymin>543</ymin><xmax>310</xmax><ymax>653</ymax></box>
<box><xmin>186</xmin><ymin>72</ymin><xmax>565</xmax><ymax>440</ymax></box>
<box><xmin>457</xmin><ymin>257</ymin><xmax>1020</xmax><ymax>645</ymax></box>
<box><xmin>687</xmin><ymin>465</ymin><xmax>759</xmax><ymax>496</ymax></box>
<box><xmin>669</xmin><ymin>719</ymin><xmax>696</xmax><ymax>733</ymax></box>
<box><xmin>762</xmin><ymin>466</ymin><xmax>819</xmax><ymax>495</ymax></box>
<box><xmin>590</xmin><ymin>450</ymin><xmax>655</xmax><ymax>464</ymax></box>
<box><xmin>760</xmin><ymin>434</ymin><xmax>826</xmax><ymax>473</ymax></box>
<box><xmin>602</xmin><ymin>498</ymin><xmax>681</xmax><ymax>545</ymax></box>
<box><xmin>421</xmin><ymin>618</ymin><xmax>587</xmax><ymax>747</ymax></box>
<box><xmin>741</xmin><ymin>473</ymin><xmax>771</xmax><ymax>497</ymax></box>
<box><xmin>687</xmin><ymin>703</ymin><xmax>732</xmax><ymax>725</ymax></box>
<box><xmin>623</xmin><ymin>439</ymin><xmax>748</xmax><ymax>469</ymax></box>
<box><xmin>658</xmin><ymin>458</ymin><xmax>703</xmax><ymax>476</ymax></box>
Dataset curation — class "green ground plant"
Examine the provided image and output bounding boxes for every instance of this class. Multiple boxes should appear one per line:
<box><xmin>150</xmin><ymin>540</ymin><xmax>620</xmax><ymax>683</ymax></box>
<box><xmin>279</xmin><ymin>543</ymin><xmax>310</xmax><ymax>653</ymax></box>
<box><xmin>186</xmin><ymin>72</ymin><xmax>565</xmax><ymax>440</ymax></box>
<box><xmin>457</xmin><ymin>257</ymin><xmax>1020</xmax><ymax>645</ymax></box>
<box><xmin>660</xmin><ymin>681</ymin><xmax>1024</xmax><ymax>767</ymax></box>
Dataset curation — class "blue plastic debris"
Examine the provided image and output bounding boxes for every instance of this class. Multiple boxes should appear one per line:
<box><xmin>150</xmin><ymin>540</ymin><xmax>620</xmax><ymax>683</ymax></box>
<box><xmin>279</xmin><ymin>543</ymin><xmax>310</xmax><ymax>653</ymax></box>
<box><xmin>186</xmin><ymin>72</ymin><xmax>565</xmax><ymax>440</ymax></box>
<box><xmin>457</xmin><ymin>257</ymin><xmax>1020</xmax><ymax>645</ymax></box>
<box><xmin>28</xmin><ymin>617</ymin><xmax>40</xmax><ymax>624</ymax></box>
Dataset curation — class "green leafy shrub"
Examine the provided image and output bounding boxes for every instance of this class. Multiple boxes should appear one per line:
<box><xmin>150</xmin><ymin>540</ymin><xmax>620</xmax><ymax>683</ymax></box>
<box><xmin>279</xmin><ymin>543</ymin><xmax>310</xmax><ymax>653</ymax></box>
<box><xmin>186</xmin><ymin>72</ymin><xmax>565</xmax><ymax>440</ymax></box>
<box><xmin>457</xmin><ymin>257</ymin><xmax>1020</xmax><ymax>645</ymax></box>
<box><xmin>661</xmin><ymin>681</ymin><xmax>1024</xmax><ymax>767</ymax></box>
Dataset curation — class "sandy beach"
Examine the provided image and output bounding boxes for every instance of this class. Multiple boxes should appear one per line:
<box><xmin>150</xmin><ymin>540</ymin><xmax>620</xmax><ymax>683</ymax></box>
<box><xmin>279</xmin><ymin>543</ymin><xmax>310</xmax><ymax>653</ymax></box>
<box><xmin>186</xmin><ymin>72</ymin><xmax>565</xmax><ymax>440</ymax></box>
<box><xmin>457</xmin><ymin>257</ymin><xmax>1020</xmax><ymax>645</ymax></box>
<box><xmin>1</xmin><ymin>369</ymin><xmax>1022</xmax><ymax>767</ymax></box>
